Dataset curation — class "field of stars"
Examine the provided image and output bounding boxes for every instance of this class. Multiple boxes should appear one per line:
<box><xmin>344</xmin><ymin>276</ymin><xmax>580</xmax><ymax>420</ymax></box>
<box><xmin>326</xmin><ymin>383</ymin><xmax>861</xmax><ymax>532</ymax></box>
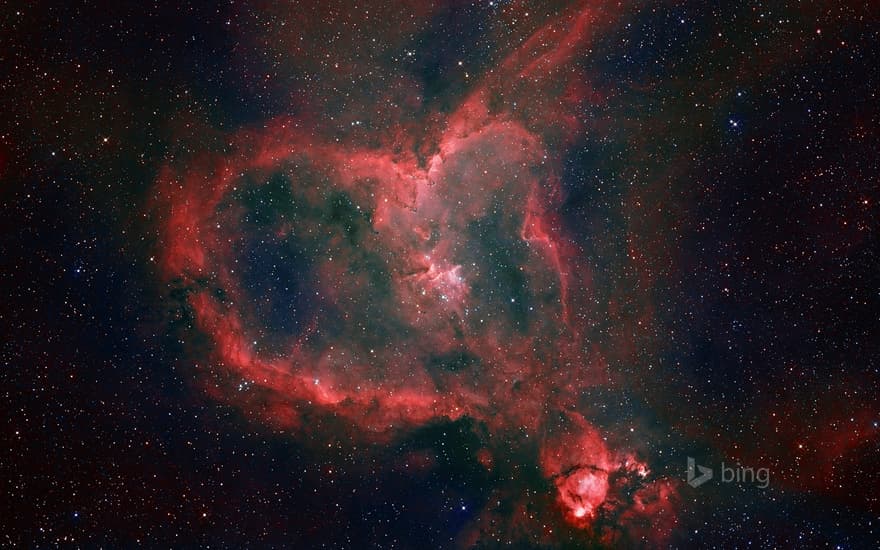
<box><xmin>2</xmin><ymin>0</ymin><xmax>879</xmax><ymax>548</ymax></box>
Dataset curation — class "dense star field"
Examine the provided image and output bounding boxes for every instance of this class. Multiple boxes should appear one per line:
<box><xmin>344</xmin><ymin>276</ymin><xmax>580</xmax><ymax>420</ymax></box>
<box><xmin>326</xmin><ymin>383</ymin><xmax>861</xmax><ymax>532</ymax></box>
<box><xmin>2</xmin><ymin>1</ymin><xmax>879</xmax><ymax>547</ymax></box>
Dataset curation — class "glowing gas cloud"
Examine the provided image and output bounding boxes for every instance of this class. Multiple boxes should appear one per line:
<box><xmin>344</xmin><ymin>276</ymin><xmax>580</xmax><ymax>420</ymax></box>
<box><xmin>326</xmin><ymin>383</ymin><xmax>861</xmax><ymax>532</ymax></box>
<box><xmin>154</xmin><ymin>1</ymin><xmax>679</xmax><ymax>544</ymax></box>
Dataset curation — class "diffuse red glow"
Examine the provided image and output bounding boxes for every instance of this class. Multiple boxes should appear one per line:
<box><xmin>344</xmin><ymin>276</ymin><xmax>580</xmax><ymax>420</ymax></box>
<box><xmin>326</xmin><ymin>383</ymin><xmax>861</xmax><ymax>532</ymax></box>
<box><xmin>153</xmin><ymin>1</ymin><xmax>679</xmax><ymax>543</ymax></box>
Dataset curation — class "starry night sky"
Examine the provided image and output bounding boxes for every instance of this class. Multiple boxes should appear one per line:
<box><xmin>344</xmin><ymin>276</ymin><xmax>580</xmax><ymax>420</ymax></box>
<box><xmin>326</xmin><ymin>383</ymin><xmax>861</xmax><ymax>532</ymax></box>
<box><xmin>2</xmin><ymin>1</ymin><xmax>879</xmax><ymax>548</ymax></box>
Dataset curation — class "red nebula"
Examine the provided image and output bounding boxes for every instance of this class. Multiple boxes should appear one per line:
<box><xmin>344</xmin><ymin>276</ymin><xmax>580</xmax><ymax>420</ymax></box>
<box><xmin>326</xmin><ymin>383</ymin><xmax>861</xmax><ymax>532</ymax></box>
<box><xmin>152</xmin><ymin>0</ymin><xmax>678</xmax><ymax>544</ymax></box>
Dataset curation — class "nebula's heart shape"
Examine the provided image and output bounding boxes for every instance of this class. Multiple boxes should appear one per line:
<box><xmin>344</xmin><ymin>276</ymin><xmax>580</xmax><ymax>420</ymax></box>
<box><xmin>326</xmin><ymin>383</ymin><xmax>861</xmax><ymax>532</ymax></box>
<box><xmin>157</xmin><ymin>116</ymin><xmax>576</xmax><ymax>433</ymax></box>
<box><xmin>152</xmin><ymin>2</ymin><xmax>680</xmax><ymax>544</ymax></box>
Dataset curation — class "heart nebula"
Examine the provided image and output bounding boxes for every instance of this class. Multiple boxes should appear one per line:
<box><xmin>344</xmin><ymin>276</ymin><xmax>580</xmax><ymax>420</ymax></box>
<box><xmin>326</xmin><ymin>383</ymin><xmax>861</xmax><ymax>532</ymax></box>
<box><xmin>153</xmin><ymin>2</ymin><xmax>679</xmax><ymax>544</ymax></box>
